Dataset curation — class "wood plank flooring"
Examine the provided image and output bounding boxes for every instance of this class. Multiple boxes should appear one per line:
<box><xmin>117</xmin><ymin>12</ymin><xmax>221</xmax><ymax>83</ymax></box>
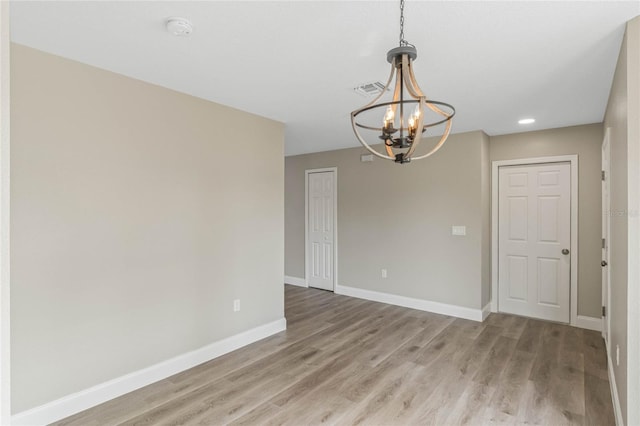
<box><xmin>54</xmin><ymin>285</ymin><xmax>614</xmax><ymax>426</ymax></box>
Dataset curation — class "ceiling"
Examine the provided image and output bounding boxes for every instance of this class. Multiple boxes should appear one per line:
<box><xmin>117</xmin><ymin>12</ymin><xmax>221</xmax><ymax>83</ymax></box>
<box><xmin>10</xmin><ymin>1</ymin><xmax>640</xmax><ymax>156</ymax></box>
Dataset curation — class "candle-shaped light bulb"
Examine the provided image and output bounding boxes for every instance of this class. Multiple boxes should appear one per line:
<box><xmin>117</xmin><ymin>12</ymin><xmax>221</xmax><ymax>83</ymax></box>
<box><xmin>408</xmin><ymin>105</ymin><xmax>420</xmax><ymax>139</ymax></box>
<box><xmin>412</xmin><ymin>105</ymin><xmax>421</xmax><ymax>122</ymax></box>
<box><xmin>383</xmin><ymin>106</ymin><xmax>395</xmax><ymax>132</ymax></box>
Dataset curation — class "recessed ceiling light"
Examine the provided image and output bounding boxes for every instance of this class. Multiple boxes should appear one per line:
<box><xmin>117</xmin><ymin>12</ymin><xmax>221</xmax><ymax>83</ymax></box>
<box><xmin>166</xmin><ymin>17</ymin><xmax>193</xmax><ymax>37</ymax></box>
<box><xmin>518</xmin><ymin>118</ymin><xmax>535</xmax><ymax>125</ymax></box>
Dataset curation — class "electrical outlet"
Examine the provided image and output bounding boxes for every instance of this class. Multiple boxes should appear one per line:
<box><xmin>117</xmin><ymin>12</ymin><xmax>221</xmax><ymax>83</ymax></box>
<box><xmin>233</xmin><ymin>299</ymin><xmax>240</xmax><ymax>312</ymax></box>
<box><xmin>381</xmin><ymin>269</ymin><xmax>387</xmax><ymax>278</ymax></box>
<box><xmin>616</xmin><ymin>344</ymin><xmax>620</xmax><ymax>366</ymax></box>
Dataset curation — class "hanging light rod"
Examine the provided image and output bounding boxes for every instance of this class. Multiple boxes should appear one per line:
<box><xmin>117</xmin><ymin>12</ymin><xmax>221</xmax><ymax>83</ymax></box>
<box><xmin>350</xmin><ymin>0</ymin><xmax>455</xmax><ymax>164</ymax></box>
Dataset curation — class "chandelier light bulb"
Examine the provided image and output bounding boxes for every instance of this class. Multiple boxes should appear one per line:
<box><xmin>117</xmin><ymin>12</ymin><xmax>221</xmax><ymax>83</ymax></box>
<box><xmin>384</xmin><ymin>106</ymin><xmax>395</xmax><ymax>124</ymax></box>
<box><xmin>383</xmin><ymin>106</ymin><xmax>395</xmax><ymax>131</ymax></box>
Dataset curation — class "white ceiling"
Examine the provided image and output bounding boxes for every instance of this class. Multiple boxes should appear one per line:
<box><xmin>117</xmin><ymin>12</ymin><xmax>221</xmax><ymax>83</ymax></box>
<box><xmin>10</xmin><ymin>1</ymin><xmax>640</xmax><ymax>156</ymax></box>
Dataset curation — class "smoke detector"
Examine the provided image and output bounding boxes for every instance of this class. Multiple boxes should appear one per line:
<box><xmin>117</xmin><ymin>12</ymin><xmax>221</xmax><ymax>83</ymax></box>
<box><xmin>166</xmin><ymin>17</ymin><xmax>193</xmax><ymax>37</ymax></box>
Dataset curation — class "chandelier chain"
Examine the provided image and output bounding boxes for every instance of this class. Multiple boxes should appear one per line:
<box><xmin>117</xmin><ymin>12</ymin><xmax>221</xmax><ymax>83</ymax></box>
<box><xmin>399</xmin><ymin>0</ymin><xmax>414</xmax><ymax>47</ymax></box>
<box><xmin>399</xmin><ymin>0</ymin><xmax>405</xmax><ymax>46</ymax></box>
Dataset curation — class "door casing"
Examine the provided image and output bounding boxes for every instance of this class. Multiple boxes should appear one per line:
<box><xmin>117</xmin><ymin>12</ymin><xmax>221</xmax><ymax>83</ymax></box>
<box><xmin>602</xmin><ymin>128</ymin><xmax>611</xmax><ymax>342</ymax></box>
<box><xmin>491</xmin><ymin>155</ymin><xmax>581</xmax><ymax>327</ymax></box>
<box><xmin>305</xmin><ymin>167</ymin><xmax>337</xmax><ymax>291</ymax></box>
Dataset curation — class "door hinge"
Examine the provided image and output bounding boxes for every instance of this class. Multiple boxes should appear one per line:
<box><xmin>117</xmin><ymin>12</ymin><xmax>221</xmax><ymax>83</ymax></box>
<box><xmin>602</xmin><ymin>306</ymin><xmax>606</xmax><ymax>317</ymax></box>
<box><xmin>602</xmin><ymin>170</ymin><xmax>606</xmax><ymax>181</ymax></box>
<box><xmin>602</xmin><ymin>238</ymin><xmax>606</xmax><ymax>249</ymax></box>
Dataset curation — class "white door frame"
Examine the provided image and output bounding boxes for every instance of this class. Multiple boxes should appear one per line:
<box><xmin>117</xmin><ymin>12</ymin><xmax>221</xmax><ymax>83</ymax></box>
<box><xmin>305</xmin><ymin>168</ymin><xmax>338</xmax><ymax>291</ymax></box>
<box><xmin>491</xmin><ymin>155</ymin><xmax>579</xmax><ymax>327</ymax></box>
<box><xmin>602</xmin><ymin>128</ymin><xmax>611</xmax><ymax>342</ymax></box>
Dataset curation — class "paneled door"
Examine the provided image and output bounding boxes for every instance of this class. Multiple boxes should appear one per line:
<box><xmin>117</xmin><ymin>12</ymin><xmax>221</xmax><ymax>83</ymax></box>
<box><xmin>307</xmin><ymin>170</ymin><xmax>335</xmax><ymax>291</ymax></box>
<box><xmin>498</xmin><ymin>163</ymin><xmax>571</xmax><ymax>322</ymax></box>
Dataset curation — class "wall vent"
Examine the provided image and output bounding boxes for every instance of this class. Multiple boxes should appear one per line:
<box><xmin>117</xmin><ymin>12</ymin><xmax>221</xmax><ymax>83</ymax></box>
<box><xmin>354</xmin><ymin>81</ymin><xmax>387</xmax><ymax>97</ymax></box>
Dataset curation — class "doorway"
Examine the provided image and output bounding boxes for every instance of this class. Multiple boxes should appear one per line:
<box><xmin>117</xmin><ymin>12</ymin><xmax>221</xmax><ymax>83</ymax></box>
<box><xmin>492</xmin><ymin>156</ymin><xmax>578</xmax><ymax>325</ymax></box>
<box><xmin>305</xmin><ymin>168</ymin><xmax>337</xmax><ymax>291</ymax></box>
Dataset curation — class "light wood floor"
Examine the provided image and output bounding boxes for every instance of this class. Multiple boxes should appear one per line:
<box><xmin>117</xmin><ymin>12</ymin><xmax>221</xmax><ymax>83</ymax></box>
<box><xmin>54</xmin><ymin>285</ymin><xmax>614</xmax><ymax>426</ymax></box>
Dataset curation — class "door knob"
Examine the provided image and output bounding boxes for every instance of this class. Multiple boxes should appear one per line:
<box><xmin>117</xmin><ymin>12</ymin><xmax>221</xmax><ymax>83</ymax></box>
<box><xmin>602</xmin><ymin>260</ymin><xmax>608</xmax><ymax>267</ymax></box>
<box><xmin>562</xmin><ymin>249</ymin><xmax>570</xmax><ymax>255</ymax></box>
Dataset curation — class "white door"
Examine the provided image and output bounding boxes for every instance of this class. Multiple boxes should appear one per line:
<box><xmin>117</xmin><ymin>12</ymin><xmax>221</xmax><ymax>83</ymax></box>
<box><xmin>307</xmin><ymin>171</ymin><xmax>335</xmax><ymax>291</ymax></box>
<box><xmin>498</xmin><ymin>163</ymin><xmax>571</xmax><ymax>323</ymax></box>
<box><xmin>602</xmin><ymin>132</ymin><xmax>611</xmax><ymax>342</ymax></box>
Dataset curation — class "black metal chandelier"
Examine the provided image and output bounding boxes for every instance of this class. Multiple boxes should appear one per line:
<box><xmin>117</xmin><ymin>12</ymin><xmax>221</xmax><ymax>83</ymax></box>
<box><xmin>350</xmin><ymin>0</ymin><xmax>455</xmax><ymax>164</ymax></box>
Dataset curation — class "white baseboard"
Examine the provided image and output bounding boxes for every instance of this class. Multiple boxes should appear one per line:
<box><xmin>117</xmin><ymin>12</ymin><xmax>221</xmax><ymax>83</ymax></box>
<box><xmin>284</xmin><ymin>275</ymin><xmax>307</xmax><ymax>288</ymax></box>
<box><xmin>482</xmin><ymin>302</ymin><xmax>492</xmax><ymax>321</ymax></box>
<box><xmin>11</xmin><ymin>318</ymin><xmax>287</xmax><ymax>426</ymax></box>
<box><xmin>335</xmin><ymin>284</ymin><xmax>485</xmax><ymax>322</ymax></box>
<box><xmin>574</xmin><ymin>315</ymin><xmax>603</xmax><ymax>332</ymax></box>
<box><xmin>606</xmin><ymin>339</ymin><xmax>624</xmax><ymax>426</ymax></box>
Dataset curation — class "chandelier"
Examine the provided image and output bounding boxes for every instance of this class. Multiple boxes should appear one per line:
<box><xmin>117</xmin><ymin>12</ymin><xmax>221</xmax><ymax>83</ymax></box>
<box><xmin>350</xmin><ymin>0</ymin><xmax>455</xmax><ymax>164</ymax></box>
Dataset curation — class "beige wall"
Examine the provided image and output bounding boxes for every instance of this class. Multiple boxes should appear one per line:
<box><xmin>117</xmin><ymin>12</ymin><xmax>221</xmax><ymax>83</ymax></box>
<box><xmin>0</xmin><ymin>4</ymin><xmax>10</xmax><ymax>424</ymax></box>
<box><xmin>604</xmin><ymin>15</ymin><xmax>640</xmax><ymax>426</ymax></box>
<box><xmin>284</xmin><ymin>158</ymin><xmax>305</xmax><ymax>279</ymax></box>
<box><xmin>626</xmin><ymin>17</ymin><xmax>640</xmax><ymax>426</ymax></box>
<box><xmin>285</xmin><ymin>125</ymin><xmax>603</xmax><ymax>317</ymax></box>
<box><xmin>605</xmin><ymin>30</ymin><xmax>628</xmax><ymax>425</ymax></box>
<box><xmin>490</xmin><ymin>124</ymin><xmax>604</xmax><ymax>319</ymax></box>
<box><xmin>286</xmin><ymin>131</ymin><xmax>490</xmax><ymax>310</ymax></box>
<box><xmin>10</xmin><ymin>44</ymin><xmax>285</xmax><ymax>413</ymax></box>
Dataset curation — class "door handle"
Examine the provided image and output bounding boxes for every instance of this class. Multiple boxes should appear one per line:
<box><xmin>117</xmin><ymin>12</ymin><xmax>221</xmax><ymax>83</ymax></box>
<box><xmin>562</xmin><ymin>249</ymin><xmax>570</xmax><ymax>255</ymax></box>
<box><xmin>602</xmin><ymin>260</ymin><xmax>608</xmax><ymax>267</ymax></box>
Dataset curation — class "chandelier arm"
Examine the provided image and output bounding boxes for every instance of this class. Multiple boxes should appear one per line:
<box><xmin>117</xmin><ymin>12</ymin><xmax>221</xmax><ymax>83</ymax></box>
<box><xmin>404</xmin><ymin>96</ymin><xmax>426</xmax><ymax>159</ymax></box>
<box><xmin>350</xmin><ymin>112</ymin><xmax>395</xmax><ymax>160</ymax></box>
<box><xmin>426</xmin><ymin>101</ymin><xmax>452</xmax><ymax>118</ymax></box>
<box><xmin>404</xmin><ymin>55</ymin><xmax>426</xmax><ymax>97</ymax></box>
<box><xmin>386</xmin><ymin>59</ymin><xmax>403</xmax><ymax>157</ymax></box>
<box><xmin>404</xmin><ymin>57</ymin><xmax>453</xmax><ymax>118</ymax></box>
<box><xmin>410</xmin><ymin>118</ymin><xmax>453</xmax><ymax>160</ymax></box>
<box><xmin>385</xmin><ymin>144</ymin><xmax>395</xmax><ymax>158</ymax></box>
<box><xmin>360</xmin><ymin>61</ymin><xmax>397</xmax><ymax>113</ymax></box>
<box><xmin>420</xmin><ymin>106</ymin><xmax>456</xmax><ymax>129</ymax></box>
<box><xmin>401</xmin><ymin>55</ymin><xmax>424</xmax><ymax>99</ymax></box>
<box><xmin>390</xmin><ymin>59</ymin><xmax>402</xmax><ymax>117</ymax></box>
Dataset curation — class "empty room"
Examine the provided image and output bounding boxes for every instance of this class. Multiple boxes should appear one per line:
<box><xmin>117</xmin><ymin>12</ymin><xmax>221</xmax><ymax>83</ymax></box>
<box><xmin>1</xmin><ymin>1</ymin><xmax>639</xmax><ymax>425</ymax></box>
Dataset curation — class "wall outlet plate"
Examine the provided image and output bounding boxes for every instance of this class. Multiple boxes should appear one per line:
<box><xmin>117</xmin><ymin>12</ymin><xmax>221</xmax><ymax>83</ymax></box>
<box><xmin>233</xmin><ymin>299</ymin><xmax>240</xmax><ymax>312</ymax></box>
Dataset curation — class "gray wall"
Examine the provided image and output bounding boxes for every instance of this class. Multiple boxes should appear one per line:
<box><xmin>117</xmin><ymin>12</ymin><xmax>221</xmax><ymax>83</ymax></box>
<box><xmin>10</xmin><ymin>44</ymin><xmax>285</xmax><ymax>413</ymax></box>
<box><xmin>286</xmin><ymin>131</ymin><xmax>490</xmax><ymax>310</ymax></box>
<box><xmin>604</xmin><ymin>16</ymin><xmax>640</xmax><ymax>425</ymax></box>
<box><xmin>285</xmin><ymin>124</ymin><xmax>603</xmax><ymax>318</ymax></box>
<box><xmin>626</xmin><ymin>17</ymin><xmax>640</xmax><ymax>426</ymax></box>
<box><xmin>490</xmin><ymin>124</ymin><xmax>604</xmax><ymax>318</ymax></box>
